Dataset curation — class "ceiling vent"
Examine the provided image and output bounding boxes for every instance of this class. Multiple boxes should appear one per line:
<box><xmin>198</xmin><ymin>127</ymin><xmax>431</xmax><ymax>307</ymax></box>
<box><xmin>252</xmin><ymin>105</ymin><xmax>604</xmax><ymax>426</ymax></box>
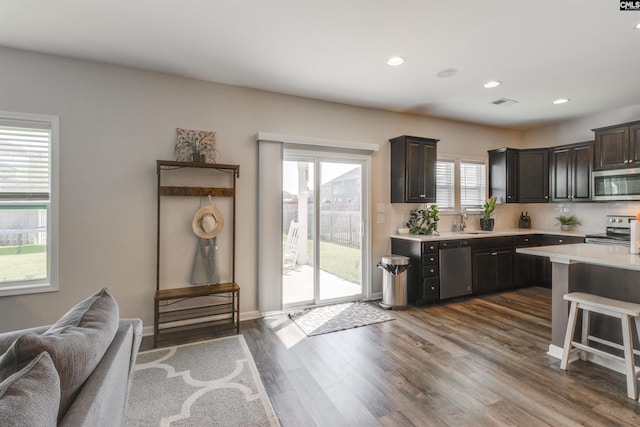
<box><xmin>491</xmin><ymin>98</ymin><xmax>518</xmax><ymax>107</ymax></box>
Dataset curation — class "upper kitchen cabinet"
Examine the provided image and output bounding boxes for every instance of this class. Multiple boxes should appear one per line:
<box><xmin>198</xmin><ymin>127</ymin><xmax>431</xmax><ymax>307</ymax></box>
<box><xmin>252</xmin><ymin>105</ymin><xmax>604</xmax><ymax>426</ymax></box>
<box><xmin>518</xmin><ymin>149</ymin><xmax>549</xmax><ymax>203</ymax></box>
<box><xmin>550</xmin><ymin>141</ymin><xmax>593</xmax><ymax>202</ymax></box>
<box><xmin>593</xmin><ymin>120</ymin><xmax>640</xmax><ymax>170</ymax></box>
<box><xmin>390</xmin><ymin>135</ymin><xmax>439</xmax><ymax>203</ymax></box>
<box><xmin>489</xmin><ymin>147</ymin><xmax>549</xmax><ymax>203</ymax></box>
<box><xmin>488</xmin><ymin>148</ymin><xmax>519</xmax><ymax>203</ymax></box>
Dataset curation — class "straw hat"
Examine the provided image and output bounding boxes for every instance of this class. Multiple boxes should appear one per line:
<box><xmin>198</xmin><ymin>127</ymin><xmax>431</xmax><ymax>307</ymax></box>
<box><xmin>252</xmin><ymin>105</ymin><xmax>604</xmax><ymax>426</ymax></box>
<box><xmin>192</xmin><ymin>206</ymin><xmax>224</xmax><ymax>239</ymax></box>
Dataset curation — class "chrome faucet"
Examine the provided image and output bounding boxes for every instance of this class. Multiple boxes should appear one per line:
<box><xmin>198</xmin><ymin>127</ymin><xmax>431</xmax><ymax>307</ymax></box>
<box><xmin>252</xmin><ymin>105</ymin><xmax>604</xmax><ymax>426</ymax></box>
<box><xmin>460</xmin><ymin>207</ymin><xmax>468</xmax><ymax>232</ymax></box>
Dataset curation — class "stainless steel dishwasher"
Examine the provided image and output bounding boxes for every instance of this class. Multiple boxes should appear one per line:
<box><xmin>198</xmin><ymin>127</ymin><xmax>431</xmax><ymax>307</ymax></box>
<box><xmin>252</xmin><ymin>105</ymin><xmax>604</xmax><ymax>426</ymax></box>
<box><xmin>439</xmin><ymin>239</ymin><xmax>472</xmax><ymax>299</ymax></box>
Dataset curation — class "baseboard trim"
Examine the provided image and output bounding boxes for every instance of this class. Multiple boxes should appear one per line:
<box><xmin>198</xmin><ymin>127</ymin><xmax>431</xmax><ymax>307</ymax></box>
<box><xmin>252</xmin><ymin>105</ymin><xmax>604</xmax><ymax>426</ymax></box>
<box><xmin>547</xmin><ymin>344</ymin><xmax>564</xmax><ymax>359</ymax></box>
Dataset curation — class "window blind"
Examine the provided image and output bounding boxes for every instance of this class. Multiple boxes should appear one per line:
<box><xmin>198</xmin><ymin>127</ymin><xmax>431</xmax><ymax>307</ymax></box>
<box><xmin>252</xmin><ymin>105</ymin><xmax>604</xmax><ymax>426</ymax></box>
<box><xmin>0</xmin><ymin>120</ymin><xmax>51</xmax><ymax>200</ymax></box>
<box><xmin>436</xmin><ymin>160</ymin><xmax>455</xmax><ymax>209</ymax></box>
<box><xmin>460</xmin><ymin>162</ymin><xmax>486</xmax><ymax>207</ymax></box>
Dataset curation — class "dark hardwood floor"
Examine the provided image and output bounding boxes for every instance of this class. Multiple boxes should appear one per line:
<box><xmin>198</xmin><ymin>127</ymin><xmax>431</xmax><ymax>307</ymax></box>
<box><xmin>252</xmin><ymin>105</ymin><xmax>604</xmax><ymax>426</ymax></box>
<box><xmin>238</xmin><ymin>287</ymin><xmax>640</xmax><ymax>426</ymax></box>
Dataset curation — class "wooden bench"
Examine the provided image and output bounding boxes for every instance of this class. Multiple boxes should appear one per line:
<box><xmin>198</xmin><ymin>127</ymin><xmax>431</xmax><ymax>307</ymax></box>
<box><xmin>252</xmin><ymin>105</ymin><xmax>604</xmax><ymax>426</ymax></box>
<box><xmin>561</xmin><ymin>292</ymin><xmax>640</xmax><ymax>400</ymax></box>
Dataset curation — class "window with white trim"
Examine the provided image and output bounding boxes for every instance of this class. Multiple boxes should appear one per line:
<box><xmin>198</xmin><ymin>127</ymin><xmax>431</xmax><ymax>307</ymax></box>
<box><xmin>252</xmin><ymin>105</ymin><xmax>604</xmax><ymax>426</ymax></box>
<box><xmin>460</xmin><ymin>161</ymin><xmax>486</xmax><ymax>208</ymax></box>
<box><xmin>436</xmin><ymin>158</ymin><xmax>487</xmax><ymax>211</ymax></box>
<box><xmin>0</xmin><ymin>112</ymin><xmax>58</xmax><ymax>296</ymax></box>
<box><xmin>436</xmin><ymin>160</ymin><xmax>455</xmax><ymax>209</ymax></box>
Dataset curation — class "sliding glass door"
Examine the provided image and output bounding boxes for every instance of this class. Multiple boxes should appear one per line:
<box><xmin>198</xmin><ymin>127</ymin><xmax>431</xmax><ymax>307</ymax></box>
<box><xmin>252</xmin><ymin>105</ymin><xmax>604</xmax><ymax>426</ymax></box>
<box><xmin>282</xmin><ymin>152</ymin><xmax>367</xmax><ymax>308</ymax></box>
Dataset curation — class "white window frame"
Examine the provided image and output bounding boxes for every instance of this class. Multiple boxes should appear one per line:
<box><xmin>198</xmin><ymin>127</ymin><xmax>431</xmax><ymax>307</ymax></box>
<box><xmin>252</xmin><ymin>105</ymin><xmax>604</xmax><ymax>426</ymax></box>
<box><xmin>0</xmin><ymin>111</ymin><xmax>59</xmax><ymax>297</ymax></box>
<box><xmin>437</xmin><ymin>154</ymin><xmax>487</xmax><ymax>214</ymax></box>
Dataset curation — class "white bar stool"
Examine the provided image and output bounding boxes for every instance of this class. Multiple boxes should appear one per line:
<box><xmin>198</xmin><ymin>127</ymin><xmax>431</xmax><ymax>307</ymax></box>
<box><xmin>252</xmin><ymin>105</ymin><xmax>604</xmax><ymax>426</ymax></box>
<box><xmin>561</xmin><ymin>292</ymin><xmax>640</xmax><ymax>400</ymax></box>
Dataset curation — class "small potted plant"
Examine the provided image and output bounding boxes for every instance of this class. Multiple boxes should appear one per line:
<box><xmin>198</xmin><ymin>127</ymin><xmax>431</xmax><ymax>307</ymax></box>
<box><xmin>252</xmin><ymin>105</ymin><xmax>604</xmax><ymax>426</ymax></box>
<box><xmin>481</xmin><ymin>196</ymin><xmax>497</xmax><ymax>231</ymax></box>
<box><xmin>406</xmin><ymin>205</ymin><xmax>440</xmax><ymax>235</ymax></box>
<box><xmin>557</xmin><ymin>215</ymin><xmax>581</xmax><ymax>231</ymax></box>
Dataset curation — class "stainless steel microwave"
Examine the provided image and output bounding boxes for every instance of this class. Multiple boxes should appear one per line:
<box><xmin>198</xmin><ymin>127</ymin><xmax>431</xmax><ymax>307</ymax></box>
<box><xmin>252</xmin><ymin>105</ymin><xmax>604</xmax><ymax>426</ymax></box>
<box><xmin>592</xmin><ymin>168</ymin><xmax>640</xmax><ymax>201</ymax></box>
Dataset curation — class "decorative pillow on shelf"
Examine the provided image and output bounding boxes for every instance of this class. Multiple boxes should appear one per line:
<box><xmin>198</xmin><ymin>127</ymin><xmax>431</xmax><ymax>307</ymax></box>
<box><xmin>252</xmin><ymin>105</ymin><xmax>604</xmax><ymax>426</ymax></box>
<box><xmin>0</xmin><ymin>351</ymin><xmax>60</xmax><ymax>427</ymax></box>
<box><xmin>0</xmin><ymin>288</ymin><xmax>119</xmax><ymax>421</ymax></box>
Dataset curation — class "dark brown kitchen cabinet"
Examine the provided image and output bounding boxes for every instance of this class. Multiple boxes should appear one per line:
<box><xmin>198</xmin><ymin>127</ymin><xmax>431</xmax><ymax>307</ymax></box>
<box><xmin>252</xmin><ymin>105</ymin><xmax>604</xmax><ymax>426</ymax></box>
<box><xmin>488</xmin><ymin>148</ymin><xmax>519</xmax><ymax>203</ymax></box>
<box><xmin>514</xmin><ymin>235</ymin><xmax>541</xmax><ymax>286</ymax></box>
<box><xmin>539</xmin><ymin>234</ymin><xmax>585</xmax><ymax>286</ymax></box>
<box><xmin>390</xmin><ymin>239</ymin><xmax>440</xmax><ymax>305</ymax></box>
<box><xmin>550</xmin><ymin>142</ymin><xmax>593</xmax><ymax>202</ymax></box>
<box><xmin>518</xmin><ymin>149</ymin><xmax>549</xmax><ymax>203</ymax></box>
<box><xmin>593</xmin><ymin>121</ymin><xmax>640</xmax><ymax>170</ymax></box>
<box><xmin>472</xmin><ymin>237</ymin><xmax>514</xmax><ymax>294</ymax></box>
<box><xmin>390</xmin><ymin>135</ymin><xmax>439</xmax><ymax>203</ymax></box>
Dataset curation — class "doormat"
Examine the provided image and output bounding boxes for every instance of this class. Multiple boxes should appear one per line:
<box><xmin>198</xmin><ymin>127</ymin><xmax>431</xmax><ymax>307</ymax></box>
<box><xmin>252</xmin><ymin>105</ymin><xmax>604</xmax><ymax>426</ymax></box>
<box><xmin>289</xmin><ymin>301</ymin><xmax>394</xmax><ymax>336</ymax></box>
<box><xmin>125</xmin><ymin>335</ymin><xmax>280</xmax><ymax>427</ymax></box>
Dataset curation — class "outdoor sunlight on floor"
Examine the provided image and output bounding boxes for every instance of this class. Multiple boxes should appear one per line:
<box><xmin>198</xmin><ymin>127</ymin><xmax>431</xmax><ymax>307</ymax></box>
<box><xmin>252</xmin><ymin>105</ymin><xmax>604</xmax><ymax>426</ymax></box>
<box><xmin>282</xmin><ymin>264</ymin><xmax>362</xmax><ymax>305</ymax></box>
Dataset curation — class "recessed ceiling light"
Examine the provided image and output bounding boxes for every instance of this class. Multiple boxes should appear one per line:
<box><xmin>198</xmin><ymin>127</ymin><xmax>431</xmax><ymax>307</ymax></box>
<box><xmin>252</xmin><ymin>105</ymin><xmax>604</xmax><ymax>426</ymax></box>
<box><xmin>483</xmin><ymin>80</ymin><xmax>501</xmax><ymax>88</ymax></box>
<box><xmin>553</xmin><ymin>98</ymin><xmax>570</xmax><ymax>104</ymax></box>
<box><xmin>436</xmin><ymin>68</ymin><xmax>458</xmax><ymax>78</ymax></box>
<box><xmin>635</xmin><ymin>22</ymin><xmax>640</xmax><ymax>30</ymax></box>
<box><xmin>387</xmin><ymin>56</ymin><xmax>405</xmax><ymax>66</ymax></box>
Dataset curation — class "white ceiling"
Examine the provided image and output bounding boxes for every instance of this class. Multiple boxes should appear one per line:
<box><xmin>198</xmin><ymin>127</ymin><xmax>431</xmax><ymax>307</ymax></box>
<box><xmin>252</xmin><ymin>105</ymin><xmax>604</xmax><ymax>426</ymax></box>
<box><xmin>1</xmin><ymin>0</ymin><xmax>639</xmax><ymax>130</ymax></box>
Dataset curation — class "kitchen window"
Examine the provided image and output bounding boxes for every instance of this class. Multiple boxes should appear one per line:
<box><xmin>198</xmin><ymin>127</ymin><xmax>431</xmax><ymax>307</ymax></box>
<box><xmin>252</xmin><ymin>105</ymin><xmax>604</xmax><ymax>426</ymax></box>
<box><xmin>436</xmin><ymin>158</ymin><xmax>487</xmax><ymax>211</ymax></box>
<box><xmin>0</xmin><ymin>112</ymin><xmax>59</xmax><ymax>296</ymax></box>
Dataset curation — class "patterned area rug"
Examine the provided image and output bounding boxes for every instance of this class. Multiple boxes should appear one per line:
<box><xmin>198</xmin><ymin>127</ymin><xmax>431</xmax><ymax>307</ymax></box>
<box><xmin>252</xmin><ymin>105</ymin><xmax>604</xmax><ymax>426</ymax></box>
<box><xmin>289</xmin><ymin>301</ymin><xmax>394</xmax><ymax>336</ymax></box>
<box><xmin>125</xmin><ymin>335</ymin><xmax>280</xmax><ymax>427</ymax></box>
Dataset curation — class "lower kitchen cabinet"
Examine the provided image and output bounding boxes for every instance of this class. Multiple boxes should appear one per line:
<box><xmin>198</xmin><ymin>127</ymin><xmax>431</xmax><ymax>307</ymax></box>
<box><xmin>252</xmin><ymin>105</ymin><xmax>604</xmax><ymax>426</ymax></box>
<box><xmin>390</xmin><ymin>239</ymin><xmax>439</xmax><ymax>305</ymax></box>
<box><xmin>472</xmin><ymin>237</ymin><xmax>514</xmax><ymax>294</ymax></box>
<box><xmin>390</xmin><ymin>233</ymin><xmax>584</xmax><ymax>304</ymax></box>
<box><xmin>514</xmin><ymin>235</ymin><xmax>541</xmax><ymax>286</ymax></box>
<box><xmin>539</xmin><ymin>234</ymin><xmax>585</xmax><ymax>286</ymax></box>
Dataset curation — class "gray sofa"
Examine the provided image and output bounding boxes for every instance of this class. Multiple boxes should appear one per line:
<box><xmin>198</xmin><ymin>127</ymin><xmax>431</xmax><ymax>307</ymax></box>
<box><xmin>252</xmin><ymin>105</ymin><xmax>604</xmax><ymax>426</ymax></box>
<box><xmin>0</xmin><ymin>289</ymin><xmax>142</xmax><ymax>427</ymax></box>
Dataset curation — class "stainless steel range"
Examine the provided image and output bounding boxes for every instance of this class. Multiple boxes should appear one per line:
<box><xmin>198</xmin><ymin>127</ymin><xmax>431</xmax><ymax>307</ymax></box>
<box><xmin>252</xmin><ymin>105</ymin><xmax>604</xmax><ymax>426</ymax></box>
<box><xmin>584</xmin><ymin>215</ymin><xmax>634</xmax><ymax>245</ymax></box>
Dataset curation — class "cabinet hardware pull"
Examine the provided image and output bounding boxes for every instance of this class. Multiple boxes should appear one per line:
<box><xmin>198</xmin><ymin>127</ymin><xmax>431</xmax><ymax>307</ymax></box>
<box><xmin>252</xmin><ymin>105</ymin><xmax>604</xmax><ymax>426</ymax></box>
<box><xmin>429</xmin><ymin>269</ymin><xmax>435</xmax><ymax>273</ymax></box>
<box><xmin>491</xmin><ymin>252</ymin><xmax>497</xmax><ymax>256</ymax></box>
<box><xmin>430</xmin><ymin>286</ymin><xmax>435</xmax><ymax>291</ymax></box>
<box><xmin>559</xmin><ymin>240</ymin><xmax>563</xmax><ymax>243</ymax></box>
<box><xmin>420</xmin><ymin>194</ymin><xmax>426</xmax><ymax>198</ymax></box>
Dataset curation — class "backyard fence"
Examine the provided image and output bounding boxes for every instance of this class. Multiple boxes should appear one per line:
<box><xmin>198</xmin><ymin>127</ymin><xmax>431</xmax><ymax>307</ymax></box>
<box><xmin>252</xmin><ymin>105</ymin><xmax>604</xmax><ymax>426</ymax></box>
<box><xmin>0</xmin><ymin>209</ymin><xmax>47</xmax><ymax>246</ymax></box>
<box><xmin>283</xmin><ymin>201</ymin><xmax>361</xmax><ymax>247</ymax></box>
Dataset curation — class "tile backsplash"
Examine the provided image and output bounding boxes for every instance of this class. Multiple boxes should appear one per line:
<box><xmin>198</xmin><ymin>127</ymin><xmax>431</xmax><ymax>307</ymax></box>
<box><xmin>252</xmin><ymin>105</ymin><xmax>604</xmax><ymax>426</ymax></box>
<box><xmin>389</xmin><ymin>201</ymin><xmax>640</xmax><ymax>235</ymax></box>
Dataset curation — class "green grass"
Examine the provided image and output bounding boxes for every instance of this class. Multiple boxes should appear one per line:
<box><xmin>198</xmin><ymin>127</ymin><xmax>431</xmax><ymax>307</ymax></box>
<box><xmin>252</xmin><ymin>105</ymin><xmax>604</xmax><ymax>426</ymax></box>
<box><xmin>0</xmin><ymin>245</ymin><xmax>47</xmax><ymax>282</ymax></box>
<box><xmin>320</xmin><ymin>240</ymin><xmax>361</xmax><ymax>284</ymax></box>
<box><xmin>304</xmin><ymin>239</ymin><xmax>361</xmax><ymax>284</ymax></box>
<box><xmin>0</xmin><ymin>244</ymin><xmax>46</xmax><ymax>255</ymax></box>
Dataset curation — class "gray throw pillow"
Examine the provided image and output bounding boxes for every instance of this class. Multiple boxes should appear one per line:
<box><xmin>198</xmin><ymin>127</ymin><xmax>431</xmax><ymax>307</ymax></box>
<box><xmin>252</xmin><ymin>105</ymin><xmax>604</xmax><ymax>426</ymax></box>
<box><xmin>0</xmin><ymin>288</ymin><xmax>119</xmax><ymax>421</ymax></box>
<box><xmin>0</xmin><ymin>351</ymin><xmax>60</xmax><ymax>427</ymax></box>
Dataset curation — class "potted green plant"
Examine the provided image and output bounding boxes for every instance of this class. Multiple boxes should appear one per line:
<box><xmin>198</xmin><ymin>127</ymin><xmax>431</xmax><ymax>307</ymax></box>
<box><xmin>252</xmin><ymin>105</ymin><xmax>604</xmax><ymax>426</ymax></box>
<box><xmin>557</xmin><ymin>215</ymin><xmax>581</xmax><ymax>231</ymax></box>
<box><xmin>481</xmin><ymin>196</ymin><xmax>497</xmax><ymax>231</ymax></box>
<box><xmin>406</xmin><ymin>205</ymin><xmax>440</xmax><ymax>235</ymax></box>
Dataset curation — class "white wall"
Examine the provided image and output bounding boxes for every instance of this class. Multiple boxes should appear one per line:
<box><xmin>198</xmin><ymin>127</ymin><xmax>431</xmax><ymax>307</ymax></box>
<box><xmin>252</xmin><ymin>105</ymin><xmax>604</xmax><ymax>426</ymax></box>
<box><xmin>0</xmin><ymin>47</ymin><xmax>523</xmax><ymax>332</ymax></box>
<box><xmin>523</xmin><ymin>104</ymin><xmax>640</xmax><ymax>148</ymax></box>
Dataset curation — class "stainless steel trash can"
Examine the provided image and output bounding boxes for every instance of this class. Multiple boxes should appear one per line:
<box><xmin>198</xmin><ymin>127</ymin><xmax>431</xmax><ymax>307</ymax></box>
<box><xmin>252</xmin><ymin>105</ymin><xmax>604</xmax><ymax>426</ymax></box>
<box><xmin>377</xmin><ymin>255</ymin><xmax>410</xmax><ymax>310</ymax></box>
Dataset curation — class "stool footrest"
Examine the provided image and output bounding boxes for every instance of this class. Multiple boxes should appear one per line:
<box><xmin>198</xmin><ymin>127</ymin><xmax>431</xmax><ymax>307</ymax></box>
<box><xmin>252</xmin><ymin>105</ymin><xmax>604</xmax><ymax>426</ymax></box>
<box><xmin>571</xmin><ymin>341</ymin><xmax>637</xmax><ymax>374</ymax></box>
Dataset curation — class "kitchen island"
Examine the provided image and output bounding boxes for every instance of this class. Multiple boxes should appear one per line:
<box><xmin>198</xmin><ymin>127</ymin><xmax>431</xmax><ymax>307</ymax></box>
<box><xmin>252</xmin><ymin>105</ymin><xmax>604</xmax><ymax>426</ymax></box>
<box><xmin>517</xmin><ymin>243</ymin><xmax>640</xmax><ymax>371</ymax></box>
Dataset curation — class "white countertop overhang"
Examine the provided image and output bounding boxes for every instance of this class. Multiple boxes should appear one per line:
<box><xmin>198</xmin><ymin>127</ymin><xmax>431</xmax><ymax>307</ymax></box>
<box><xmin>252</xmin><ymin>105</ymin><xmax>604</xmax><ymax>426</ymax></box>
<box><xmin>517</xmin><ymin>243</ymin><xmax>640</xmax><ymax>271</ymax></box>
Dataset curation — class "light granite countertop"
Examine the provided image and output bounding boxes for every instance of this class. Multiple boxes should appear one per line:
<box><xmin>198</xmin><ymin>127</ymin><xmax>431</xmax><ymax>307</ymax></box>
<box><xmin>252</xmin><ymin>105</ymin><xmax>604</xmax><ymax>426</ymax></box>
<box><xmin>390</xmin><ymin>228</ymin><xmax>596</xmax><ymax>242</ymax></box>
<box><xmin>517</xmin><ymin>243</ymin><xmax>640</xmax><ymax>271</ymax></box>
